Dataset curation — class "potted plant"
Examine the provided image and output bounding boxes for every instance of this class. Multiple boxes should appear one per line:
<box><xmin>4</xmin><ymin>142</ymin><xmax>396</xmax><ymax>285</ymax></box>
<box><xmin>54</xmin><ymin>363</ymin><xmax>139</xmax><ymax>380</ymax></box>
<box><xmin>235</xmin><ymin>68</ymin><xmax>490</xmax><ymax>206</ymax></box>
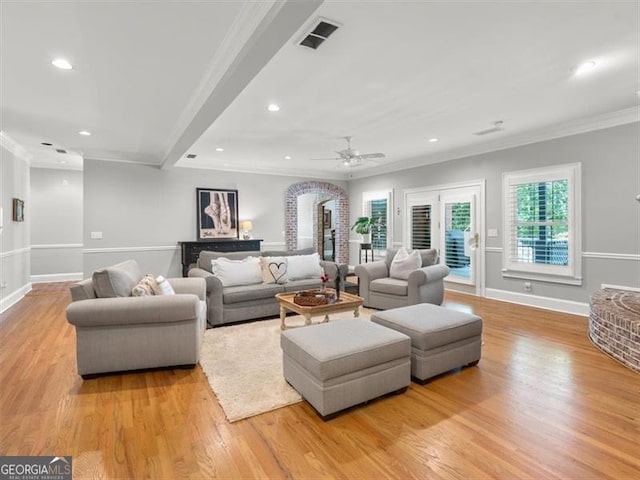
<box><xmin>351</xmin><ymin>216</ymin><xmax>381</xmax><ymax>244</ymax></box>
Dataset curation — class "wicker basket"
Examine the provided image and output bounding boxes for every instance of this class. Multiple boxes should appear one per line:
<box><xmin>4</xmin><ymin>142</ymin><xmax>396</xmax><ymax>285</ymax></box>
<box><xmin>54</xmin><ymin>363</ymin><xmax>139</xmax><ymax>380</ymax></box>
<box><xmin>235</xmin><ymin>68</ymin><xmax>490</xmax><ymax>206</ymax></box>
<box><xmin>293</xmin><ymin>290</ymin><xmax>336</xmax><ymax>306</ymax></box>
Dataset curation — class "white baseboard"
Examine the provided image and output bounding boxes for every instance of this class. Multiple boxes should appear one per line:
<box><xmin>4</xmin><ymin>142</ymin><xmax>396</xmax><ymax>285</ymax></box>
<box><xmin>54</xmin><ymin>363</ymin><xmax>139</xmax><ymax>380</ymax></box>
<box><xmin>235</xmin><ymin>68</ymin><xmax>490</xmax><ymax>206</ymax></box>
<box><xmin>0</xmin><ymin>283</ymin><xmax>33</xmax><ymax>315</ymax></box>
<box><xmin>30</xmin><ymin>272</ymin><xmax>83</xmax><ymax>284</ymax></box>
<box><xmin>485</xmin><ymin>288</ymin><xmax>589</xmax><ymax>317</ymax></box>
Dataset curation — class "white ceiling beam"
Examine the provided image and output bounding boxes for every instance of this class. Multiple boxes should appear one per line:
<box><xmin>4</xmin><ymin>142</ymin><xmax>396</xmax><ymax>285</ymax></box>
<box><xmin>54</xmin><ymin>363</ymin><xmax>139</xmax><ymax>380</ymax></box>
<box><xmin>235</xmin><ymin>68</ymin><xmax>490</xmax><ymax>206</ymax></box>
<box><xmin>160</xmin><ymin>0</ymin><xmax>324</xmax><ymax>170</ymax></box>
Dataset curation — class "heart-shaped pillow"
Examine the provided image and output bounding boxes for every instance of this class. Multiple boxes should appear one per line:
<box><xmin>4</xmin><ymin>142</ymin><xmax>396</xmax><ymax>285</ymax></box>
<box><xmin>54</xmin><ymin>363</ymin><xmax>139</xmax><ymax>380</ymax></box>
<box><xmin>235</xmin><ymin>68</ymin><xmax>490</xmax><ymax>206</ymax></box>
<box><xmin>259</xmin><ymin>256</ymin><xmax>288</xmax><ymax>284</ymax></box>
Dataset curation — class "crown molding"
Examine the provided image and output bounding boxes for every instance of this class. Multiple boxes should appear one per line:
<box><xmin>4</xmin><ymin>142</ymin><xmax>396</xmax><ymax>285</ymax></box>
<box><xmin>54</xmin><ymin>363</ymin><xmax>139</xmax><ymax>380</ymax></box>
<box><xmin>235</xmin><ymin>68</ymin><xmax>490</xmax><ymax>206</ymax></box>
<box><xmin>0</xmin><ymin>132</ymin><xmax>32</xmax><ymax>164</ymax></box>
<box><xmin>176</xmin><ymin>162</ymin><xmax>348</xmax><ymax>182</ymax></box>
<box><xmin>350</xmin><ymin>106</ymin><xmax>640</xmax><ymax>180</ymax></box>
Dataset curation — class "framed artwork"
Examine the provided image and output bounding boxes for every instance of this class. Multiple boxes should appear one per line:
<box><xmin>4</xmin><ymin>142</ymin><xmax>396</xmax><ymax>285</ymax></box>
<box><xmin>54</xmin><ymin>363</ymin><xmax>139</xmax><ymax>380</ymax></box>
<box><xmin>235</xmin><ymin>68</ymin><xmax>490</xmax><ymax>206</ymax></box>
<box><xmin>323</xmin><ymin>210</ymin><xmax>332</xmax><ymax>228</ymax></box>
<box><xmin>12</xmin><ymin>198</ymin><xmax>24</xmax><ymax>222</ymax></box>
<box><xmin>196</xmin><ymin>188</ymin><xmax>239</xmax><ymax>240</ymax></box>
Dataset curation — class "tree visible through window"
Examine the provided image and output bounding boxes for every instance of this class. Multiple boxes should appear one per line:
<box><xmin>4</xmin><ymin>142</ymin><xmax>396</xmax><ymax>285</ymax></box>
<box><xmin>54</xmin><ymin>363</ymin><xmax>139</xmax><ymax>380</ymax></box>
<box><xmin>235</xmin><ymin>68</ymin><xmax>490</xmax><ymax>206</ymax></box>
<box><xmin>503</xmin><ymin>163</ymin><xmax>581</xmax><ymax>284</ymax></box>
<box><xmin>515</xmin><ymin>180</ymin><xmax>569</xmax><ymax>265</ymax></box>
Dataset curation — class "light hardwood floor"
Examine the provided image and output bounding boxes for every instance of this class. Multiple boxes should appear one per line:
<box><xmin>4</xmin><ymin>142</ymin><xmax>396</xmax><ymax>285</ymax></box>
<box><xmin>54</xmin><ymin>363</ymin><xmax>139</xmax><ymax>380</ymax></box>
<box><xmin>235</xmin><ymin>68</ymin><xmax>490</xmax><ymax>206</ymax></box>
<box><xmin>1</xmin><ymin>285</ymin><xmax>638</xmax><ymax>479</ymax></box>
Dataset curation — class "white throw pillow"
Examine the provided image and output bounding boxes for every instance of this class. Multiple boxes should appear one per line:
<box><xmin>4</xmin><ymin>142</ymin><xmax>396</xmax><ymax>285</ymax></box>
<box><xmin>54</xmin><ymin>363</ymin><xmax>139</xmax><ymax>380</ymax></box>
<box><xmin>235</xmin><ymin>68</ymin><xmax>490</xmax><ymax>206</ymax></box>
<box><xmin>211</xmin><ymin>256</ymin><xmax>263</xmax><ymax>287</ymax></box>
<box><xmin>259</xmin><ymin>256</ymin><xmax>289</xmax><ymax>284</ymax></box>
<box><xmin>287</xmin><ymin>253</ymin><xmax>323</xmax><ymax>281</ymax></box>
<box><xmin>155</xmin><ymin>275</ymin><xmax>176</xmax><ymax>295</ymax></box>
<box><xmin>389</xmin><ymin>247</ymin><xmax>421</xmax><ymax>280</ymax></box>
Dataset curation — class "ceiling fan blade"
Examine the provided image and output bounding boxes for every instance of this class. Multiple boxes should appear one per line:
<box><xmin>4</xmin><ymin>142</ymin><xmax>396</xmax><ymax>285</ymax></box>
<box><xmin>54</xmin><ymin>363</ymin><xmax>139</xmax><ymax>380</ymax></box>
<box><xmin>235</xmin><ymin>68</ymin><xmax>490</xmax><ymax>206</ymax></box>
<box><xmin>357</xmin><ymin>152</ymin><xmax>385</xmax><ymax>160</ymax></box>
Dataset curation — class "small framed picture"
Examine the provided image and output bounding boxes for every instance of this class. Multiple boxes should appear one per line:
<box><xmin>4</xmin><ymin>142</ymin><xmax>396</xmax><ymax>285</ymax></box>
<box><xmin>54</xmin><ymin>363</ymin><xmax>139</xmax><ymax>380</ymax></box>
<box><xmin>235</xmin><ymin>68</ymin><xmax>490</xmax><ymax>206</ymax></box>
<box><xmin>12</xmin><ymin>198</ymin><xmax>24</xmax><ymax>222</ymax></box>
<box><xmin>323</xmin><ymin>210</ymin><xmax>332</xmax><ymax>228</ymax></box>
<box><xmin>196</xmin><ymin>188</ymin><xmax>239</xmax><ymax>240</ymax></box>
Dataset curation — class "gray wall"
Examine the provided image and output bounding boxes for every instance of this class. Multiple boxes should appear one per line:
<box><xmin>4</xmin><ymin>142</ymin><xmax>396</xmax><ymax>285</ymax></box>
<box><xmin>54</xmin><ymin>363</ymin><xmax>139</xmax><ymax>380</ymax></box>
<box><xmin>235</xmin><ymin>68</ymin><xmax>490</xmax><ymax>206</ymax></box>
<box><xmin>83</xmin><ymin>160</ymin><xmax>346</xmax><ymax>277</ymax></box>
<box><xmin>348</xmin><ymin>122</ymin><xmax>640</xmax><ymax>304</ymax></box>
<box><xmin>30</xmin><ymin>168</ymin><xmax>83</xmax><ymax>281</ymax></box>
<box><xmin>0</xmin><ymin>144</ymin><xmax>31</xmax><ymax>313</ymax></box>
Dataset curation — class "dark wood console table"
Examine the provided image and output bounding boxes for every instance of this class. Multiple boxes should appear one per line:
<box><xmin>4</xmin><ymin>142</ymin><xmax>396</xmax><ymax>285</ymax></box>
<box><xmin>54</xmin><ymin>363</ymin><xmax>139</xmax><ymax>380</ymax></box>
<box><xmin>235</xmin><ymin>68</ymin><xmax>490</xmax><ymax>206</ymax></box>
<box><xmin>179</xmin><ymin>239</ymin><xmax>262</xmax><ymax>276</ymax></box>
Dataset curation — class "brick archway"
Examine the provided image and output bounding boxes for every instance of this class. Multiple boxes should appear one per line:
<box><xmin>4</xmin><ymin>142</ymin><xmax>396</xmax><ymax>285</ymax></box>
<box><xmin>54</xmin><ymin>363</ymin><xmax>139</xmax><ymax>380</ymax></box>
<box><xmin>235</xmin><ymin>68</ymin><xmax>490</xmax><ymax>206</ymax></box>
<box><xmin>285</xmin><ymin>181</ymin><xmax>349</xmax><ymax>264</ymax></box>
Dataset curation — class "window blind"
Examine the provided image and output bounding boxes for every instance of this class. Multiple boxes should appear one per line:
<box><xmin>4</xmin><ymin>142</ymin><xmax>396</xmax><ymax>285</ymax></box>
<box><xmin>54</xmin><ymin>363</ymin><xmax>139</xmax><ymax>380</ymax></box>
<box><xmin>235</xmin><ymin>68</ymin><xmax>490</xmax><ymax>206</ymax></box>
<box><xmin>502</xmin><ymin>162</ymin><xmax>581</xmax><ymax>285</ymax></box>
<box><xmin>411</xmin><ymin>204</ymin><xmax>431</xmax><ymax>249</ymax></box>
<box><xmin>507</xmin><ymin>180</ymin><xmax>569</xmax><ymax>266</ymax></box>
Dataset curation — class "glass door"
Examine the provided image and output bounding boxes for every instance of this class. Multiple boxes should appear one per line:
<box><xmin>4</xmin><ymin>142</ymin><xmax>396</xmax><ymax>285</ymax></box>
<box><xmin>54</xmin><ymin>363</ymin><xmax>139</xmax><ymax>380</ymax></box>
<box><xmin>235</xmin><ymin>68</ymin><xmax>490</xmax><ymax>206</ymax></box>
<box><xmin>440</xmin><ymin>188</ymin><xmax>479</xmax><ymax>285</ymax></box>
<box><xmin>405</xmin><ymin>191</ymin><xmax>439</xmax><ymax>252</ymax></box>
<box><xmin>405</xmin><ymin>184</ymin><xmax>482</xmax><ymax>290</ymax></box>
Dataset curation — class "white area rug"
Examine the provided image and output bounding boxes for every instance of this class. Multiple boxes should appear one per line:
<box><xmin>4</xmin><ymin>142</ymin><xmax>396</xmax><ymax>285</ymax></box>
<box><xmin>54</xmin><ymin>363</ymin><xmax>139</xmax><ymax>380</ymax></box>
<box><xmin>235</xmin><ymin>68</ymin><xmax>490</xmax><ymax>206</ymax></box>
<box><xmin>199</xmin><ymin>310</ymin><xmax>373</xmax><ymax>422</ymax></box>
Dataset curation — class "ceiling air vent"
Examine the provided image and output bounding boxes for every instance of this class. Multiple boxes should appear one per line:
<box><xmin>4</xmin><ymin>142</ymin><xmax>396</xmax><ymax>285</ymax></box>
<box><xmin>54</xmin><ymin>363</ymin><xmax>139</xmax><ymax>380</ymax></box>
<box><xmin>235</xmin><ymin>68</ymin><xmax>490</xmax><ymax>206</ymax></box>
<box><xmin>56</xmin><ymin>148</ymin><xmax>67</xmax><ymax>154</ymax></box>
<box><xmin>186</xmin><ymin>154</ymin><xmax>197</xmax><ymax>159</ymax></box>
<box><xmin>473</xmin><ymin>121</ymin><xmax>504</xmax><ymax>136</ymax></box>
<box><xmin>298</xmin><ymin>17</ymin><xmax>340</xmax><ymax>50</ymax></box>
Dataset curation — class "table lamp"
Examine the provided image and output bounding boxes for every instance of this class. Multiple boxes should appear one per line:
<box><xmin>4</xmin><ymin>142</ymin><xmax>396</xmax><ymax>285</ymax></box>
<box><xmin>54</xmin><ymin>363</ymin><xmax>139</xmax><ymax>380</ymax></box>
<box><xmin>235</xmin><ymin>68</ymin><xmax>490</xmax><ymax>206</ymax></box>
<box><xmin>240</xmin><ymin>221</ymin><xmax>253</xmax><ymax>240</ymax></box>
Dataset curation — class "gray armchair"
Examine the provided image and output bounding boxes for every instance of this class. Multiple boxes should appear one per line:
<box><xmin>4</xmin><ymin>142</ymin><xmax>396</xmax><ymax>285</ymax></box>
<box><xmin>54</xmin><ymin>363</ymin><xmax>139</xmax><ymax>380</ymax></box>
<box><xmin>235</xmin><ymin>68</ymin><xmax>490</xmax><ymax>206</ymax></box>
<box><xmin>66</xmin><ymin>260</ymin><xmax>207</xmax><ymax>378</ymax></box>
<box><xmin>355</xmin><ymin>248</ymin><xmax>450</xmax><ymax>310</ymax></box>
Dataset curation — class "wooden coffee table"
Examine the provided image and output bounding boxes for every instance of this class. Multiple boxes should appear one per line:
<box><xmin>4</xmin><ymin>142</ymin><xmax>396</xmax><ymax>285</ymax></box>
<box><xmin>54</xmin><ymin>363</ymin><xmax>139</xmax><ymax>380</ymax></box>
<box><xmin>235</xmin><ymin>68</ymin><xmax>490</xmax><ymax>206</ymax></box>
<box><xmin>275</xmin><ymin>289</ymin><xmax>364</xmax><ymax>330</ymax></box>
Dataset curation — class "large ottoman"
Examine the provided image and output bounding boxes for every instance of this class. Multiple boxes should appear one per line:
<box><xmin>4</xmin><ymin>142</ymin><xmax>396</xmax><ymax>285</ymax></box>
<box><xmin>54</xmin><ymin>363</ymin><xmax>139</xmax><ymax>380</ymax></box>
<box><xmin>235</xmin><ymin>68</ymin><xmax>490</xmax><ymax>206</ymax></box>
<box><xmin>371</xmin><ymin>304</ymin><xmax>482</xmax><ymax>383</ymax></box>
<box><xmin>281</xmin><ymin>319</ymin><xmax>411</xmax><ymax>419</ymax></box>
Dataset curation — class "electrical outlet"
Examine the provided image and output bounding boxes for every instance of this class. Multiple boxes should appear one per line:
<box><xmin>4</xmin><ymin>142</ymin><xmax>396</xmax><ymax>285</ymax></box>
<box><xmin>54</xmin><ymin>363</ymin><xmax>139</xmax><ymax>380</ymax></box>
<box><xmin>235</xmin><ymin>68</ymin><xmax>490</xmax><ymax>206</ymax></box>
<box><xmin>524</xmin><ymin>282</ymin><xmax>532</xmax><ymax>292</ymax></box>
<box><xmin>1</xmin><ymin>282</ymin><xmax>8</xmax><ymax>289</ymax></box>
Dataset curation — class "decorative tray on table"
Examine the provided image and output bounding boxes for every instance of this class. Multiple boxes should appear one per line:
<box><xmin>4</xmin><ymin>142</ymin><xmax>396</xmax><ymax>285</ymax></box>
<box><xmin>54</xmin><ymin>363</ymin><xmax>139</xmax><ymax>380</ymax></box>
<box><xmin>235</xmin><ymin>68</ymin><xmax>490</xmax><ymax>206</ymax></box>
<box><xmin>293</xmin><ymin>290</ymin><xmax>337</xmax><ymax>306</ymax></box>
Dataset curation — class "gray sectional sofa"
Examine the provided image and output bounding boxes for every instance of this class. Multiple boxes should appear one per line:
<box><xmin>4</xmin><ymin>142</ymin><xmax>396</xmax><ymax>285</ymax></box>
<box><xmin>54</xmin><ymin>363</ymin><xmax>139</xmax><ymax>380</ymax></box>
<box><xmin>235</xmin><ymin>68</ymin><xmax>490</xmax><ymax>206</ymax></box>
<box><xmin>187</xmin><ymin>248</ymin><xmax>344</xmax><ymax>326</ymax></box>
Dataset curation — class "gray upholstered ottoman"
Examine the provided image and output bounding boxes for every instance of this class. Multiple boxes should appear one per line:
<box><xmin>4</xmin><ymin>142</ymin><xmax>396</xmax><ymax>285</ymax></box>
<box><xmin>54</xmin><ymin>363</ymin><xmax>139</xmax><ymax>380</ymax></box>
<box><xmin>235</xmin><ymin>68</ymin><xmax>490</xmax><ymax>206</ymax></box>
<box><xmin>371</xmin><ymin>303</ymin><xmax>482</xmax><ymax>383</ymax></box>
<box><xmin>281</xmin><ymin>319</ymin><xmax>411</xmax><ymax>419</ymax></box>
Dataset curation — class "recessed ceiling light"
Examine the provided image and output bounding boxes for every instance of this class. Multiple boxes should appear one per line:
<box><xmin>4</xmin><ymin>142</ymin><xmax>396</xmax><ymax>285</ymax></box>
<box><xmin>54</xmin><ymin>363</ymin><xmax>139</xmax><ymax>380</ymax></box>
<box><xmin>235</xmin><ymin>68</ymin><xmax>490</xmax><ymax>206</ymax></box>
<box><xmin>428</xmin><ymin>138</ymin><xmax>439</xmax><ymax>143</ymax></box>
<box><xmin>215</xmin><ymin>147</ymin><xmax>224</xmax><ymax>152</ymax></box>
<box><xmin>574</xmin><ymin>60</ymin><xmax>597</xmax><ymax>76</ymax></box>
<box><xmin>59</xmin><ymin>160</ymin><xmax>68</xmax><ymax>164</ymax></box>
<box><xmin>78</xmin><ymin>130</ymin><xmax>91</xmax><ymax>136</ymax></box>
<box><xmin>267</xmin><ymin>103</ymin><xmax>280</xmax><ymax>112</ymax></box>
<box><xmin>52</xmin><ymin>58</ymin><xmax>73</xmax><ymax>70</ymax></box>
<box><xmin>284</xmin><ymin>155</ymin><xmax>292</xmax><ymax>160</ymax></box>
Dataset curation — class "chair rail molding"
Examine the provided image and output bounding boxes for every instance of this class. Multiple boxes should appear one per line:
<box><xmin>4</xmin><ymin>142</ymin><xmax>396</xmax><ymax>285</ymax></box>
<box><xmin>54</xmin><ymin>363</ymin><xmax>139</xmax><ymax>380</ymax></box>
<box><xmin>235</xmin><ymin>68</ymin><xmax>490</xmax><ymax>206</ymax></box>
<box><xmin>31</xmin><ymin>243</ymin><xmax>83</xmax><ymax>250</ymax></box>
<box><xmin>0</xmin><ymin>247</ymin><xmax>31</xmax><ymax>259</ymax></box>
<box><xmin>83</xmin><ymin>245</ymin><xmax>180</xmax><ymax>254</ymax></box>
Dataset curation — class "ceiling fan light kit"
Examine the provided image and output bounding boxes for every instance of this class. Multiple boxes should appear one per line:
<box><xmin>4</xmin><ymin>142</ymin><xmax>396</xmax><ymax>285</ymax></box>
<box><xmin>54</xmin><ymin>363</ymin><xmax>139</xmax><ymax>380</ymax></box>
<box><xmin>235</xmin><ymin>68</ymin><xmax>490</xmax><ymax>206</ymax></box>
<box><xmin>312</xmin><ymin>136</ymin><xmax>386</xmax><ymax>168</ymax></box>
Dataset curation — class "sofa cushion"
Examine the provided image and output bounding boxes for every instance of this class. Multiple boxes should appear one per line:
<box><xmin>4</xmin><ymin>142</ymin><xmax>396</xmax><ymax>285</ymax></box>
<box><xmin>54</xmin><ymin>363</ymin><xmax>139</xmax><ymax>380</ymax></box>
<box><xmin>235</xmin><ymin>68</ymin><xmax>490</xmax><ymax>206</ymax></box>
<box><xmin>287</xmin><ymin>253</ymin><xmax>324</xmax><ymax>281</ymax></box>
<box><xmin>197</xmin><ymin>250</ymin><xmax>261</xmax><ymax>272</ymax></box>
<box><xmin>261</xmin><ymin>247</ymin><xmax>315</xmax><ymax>257</ymax></box>
<box><xmin>211</xmin><ymin>256</ymin><xmax>262</xmax><ymax>287</ymax></box>
<box><xmin>371</xmin><ymin>304</ymin><xmax>483</xmax><ymax>351</ymax></box>
<box><xmin>283</xmin><ymin>278</ymin><xmax>323</xmax><ymax>292</ymax></box>
<box><xmin>223</xmin><ymin>283</ymin><xmax>284</xmax><ymax>304</ymax></box>
<box><xmin>259</xmin><ymin>256</ymin><xmax>289</xmax><ymax>284</ymax></box>
<box><xmin>385</xmin><ymin>248</ymin><xmax>438</xmax><ymax>270</ymax></box>
<box><xmin>370</xmin><ymin>278</ymin><xmax>408</xmax><ymax>296</ymax></box>
<box><xmin>389</xmin><ymin>248</ymin><xmax>421</xmax><ymax>280</ymax></box>
<box><xmin>280</xmin><ymin>319</ymin><xmax>411</xmax><ymax>381</ymax></box>
<box><xmin>92</xmin><ymin>260</ymin><xmax>143</xmax><ymax>298</ymax></box>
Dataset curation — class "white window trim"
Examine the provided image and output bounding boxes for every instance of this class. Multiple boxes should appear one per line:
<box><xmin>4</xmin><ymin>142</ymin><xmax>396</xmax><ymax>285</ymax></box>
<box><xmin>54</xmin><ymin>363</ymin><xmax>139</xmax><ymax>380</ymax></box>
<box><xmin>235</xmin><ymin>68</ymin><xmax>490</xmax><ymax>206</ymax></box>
<box><xmin>362</xmin><ymin>189</ymin><xmax>393</xmax><ymax>252</ymax></box>
<box><xmin>502</xmin><ymin>163</ymin><xmax>582</xmax><ymax>285</ymax></box>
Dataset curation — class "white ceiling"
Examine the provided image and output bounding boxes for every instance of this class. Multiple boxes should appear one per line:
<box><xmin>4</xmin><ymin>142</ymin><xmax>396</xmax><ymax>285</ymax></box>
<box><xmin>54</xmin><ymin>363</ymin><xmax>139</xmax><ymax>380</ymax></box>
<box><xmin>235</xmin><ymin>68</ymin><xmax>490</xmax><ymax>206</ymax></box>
<box><xmin>2</xmin><ymin>1</ymin><xmax>639</xmax><ymax>179</ymax></box>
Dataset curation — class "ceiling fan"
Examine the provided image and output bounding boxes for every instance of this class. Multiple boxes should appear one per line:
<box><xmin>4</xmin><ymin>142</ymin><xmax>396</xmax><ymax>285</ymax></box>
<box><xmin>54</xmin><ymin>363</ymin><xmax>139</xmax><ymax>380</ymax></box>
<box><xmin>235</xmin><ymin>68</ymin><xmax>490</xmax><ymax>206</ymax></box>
<box><xmin>312</xmin><ymin>136</ymin><xmax>386</xmax><ymax>167</ymax></box>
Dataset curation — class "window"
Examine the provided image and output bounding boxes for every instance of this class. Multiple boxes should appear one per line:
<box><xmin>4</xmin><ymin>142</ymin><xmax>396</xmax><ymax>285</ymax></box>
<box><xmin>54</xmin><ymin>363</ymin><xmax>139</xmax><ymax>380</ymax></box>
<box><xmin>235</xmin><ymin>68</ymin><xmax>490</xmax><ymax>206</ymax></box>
<box><xmin>363</xmin><ymin>190</ymin><xmax>392</xmax><ymax>255</ymax></box>
<box><xmin>502</xmin><ymin>163</ymin><xmax>581</xmax><ymax>284</ymax></box>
